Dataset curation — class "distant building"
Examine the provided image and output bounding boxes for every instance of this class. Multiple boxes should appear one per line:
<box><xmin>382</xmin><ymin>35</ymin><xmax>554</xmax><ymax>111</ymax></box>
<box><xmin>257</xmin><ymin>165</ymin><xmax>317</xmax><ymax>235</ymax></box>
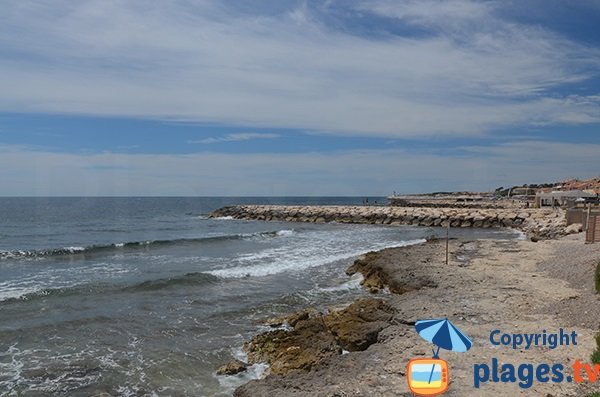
<box><xmin>508</xmin><ymin>187</ymin><xmax>537</xmax><ymax>197</ymax></box>
<box><xmin>535</xmin><ymin>190</ymin><xmax>596</xmax><ymax>208</ymax></box>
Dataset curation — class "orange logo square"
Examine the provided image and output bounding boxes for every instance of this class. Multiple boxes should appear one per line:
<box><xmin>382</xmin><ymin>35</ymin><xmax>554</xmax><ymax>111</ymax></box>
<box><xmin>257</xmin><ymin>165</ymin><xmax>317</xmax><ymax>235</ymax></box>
<box><xmin>407</xmin><ymin>358</ymin><xmax>449</xmax><ymax>396</ymax></box>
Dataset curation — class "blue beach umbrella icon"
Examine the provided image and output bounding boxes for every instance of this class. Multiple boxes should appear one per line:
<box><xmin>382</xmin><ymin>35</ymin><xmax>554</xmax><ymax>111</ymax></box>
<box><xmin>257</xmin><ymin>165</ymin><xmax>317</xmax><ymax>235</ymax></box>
<box><xmin>415</xmin><ymin>318</ymin><xmax>472</xmax><ymax>384</ymax></box>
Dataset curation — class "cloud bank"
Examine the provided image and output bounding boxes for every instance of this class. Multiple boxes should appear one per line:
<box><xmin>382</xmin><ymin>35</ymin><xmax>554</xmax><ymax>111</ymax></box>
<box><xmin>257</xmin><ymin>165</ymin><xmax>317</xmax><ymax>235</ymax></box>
<box><xmin>1</xmin><ymin>0</ymin><xmax>599</xmax><ymax>137</ymax></box>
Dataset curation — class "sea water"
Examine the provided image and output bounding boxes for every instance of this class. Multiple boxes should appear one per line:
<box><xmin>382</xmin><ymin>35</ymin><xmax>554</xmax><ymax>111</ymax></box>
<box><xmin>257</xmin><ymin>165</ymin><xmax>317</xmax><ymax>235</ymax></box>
<box><xmin>0</xmin><ymin>197</ymin><xmax>519</xmax><ymax>396</ymax></box>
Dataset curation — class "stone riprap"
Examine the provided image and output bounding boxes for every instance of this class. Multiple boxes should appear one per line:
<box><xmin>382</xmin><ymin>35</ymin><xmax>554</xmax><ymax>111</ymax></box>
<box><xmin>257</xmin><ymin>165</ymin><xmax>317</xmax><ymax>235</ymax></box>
<box><xmin>210</xmin><ymin>205</ymin><xmax>568</xmax><ymax>239</ymax></box>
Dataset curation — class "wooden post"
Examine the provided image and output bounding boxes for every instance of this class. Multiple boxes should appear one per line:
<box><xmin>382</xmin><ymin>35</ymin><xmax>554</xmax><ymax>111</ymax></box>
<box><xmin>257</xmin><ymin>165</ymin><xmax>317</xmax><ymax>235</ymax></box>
<box><xmin>586</xmin><ymin>202</ymin><xmax>592</xmax><ymax>231</ymax></box>
<box><xmin>446</xmin><ymin>222</ymin><xmax>449</xmax><ymax>265</ymax></box>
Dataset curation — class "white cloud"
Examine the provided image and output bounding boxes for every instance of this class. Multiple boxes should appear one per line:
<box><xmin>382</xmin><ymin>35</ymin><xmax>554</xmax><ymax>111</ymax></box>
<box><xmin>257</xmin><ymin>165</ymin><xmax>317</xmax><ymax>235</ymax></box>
<box><xmin>0</xmin><ymin>142</ymin><xmax>597</xmax><ymax>196</ymax></box>
<box><xmin>0</xmin><ymin>1</ymin><xmax>599</xmax><ymax>137</ymax></box>
<box><xmin>189</xmin><ymin>133</ymin><xmax>280</xmax><ymax>144</ymax></box>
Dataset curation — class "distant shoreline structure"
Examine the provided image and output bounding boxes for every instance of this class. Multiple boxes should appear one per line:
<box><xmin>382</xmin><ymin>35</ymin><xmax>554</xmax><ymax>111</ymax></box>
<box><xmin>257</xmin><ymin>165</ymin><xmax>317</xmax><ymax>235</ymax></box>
<box><xmin>210</xmin><ymin>204</ymin><xmax>568</xmax><ymax>239</ymax></box>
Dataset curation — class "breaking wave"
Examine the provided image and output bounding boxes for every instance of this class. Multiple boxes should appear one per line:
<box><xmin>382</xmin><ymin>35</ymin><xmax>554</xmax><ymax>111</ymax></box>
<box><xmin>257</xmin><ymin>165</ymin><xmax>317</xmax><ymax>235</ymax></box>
<box><xmin>1</xmin><ymin>272</ymin><xmax>220</xmax><ymax>303</ymax></box>
<box><xmin>0</xmin><ymin>229</ymin><xmax>297</xmax><ymax>260</ymax></box>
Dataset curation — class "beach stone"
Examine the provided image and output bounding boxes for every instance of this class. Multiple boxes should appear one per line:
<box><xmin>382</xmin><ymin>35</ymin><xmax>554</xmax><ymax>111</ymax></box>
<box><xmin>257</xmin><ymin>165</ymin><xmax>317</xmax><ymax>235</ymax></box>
<box><xmin>565</xmin><ymin>223</ymin><xmax>583</xmax><ymax>234</ymax></box>
<box><xmin>216</xmin><ymin>360</ymin><xmax>248</xmax><ymax>376</ymax></box>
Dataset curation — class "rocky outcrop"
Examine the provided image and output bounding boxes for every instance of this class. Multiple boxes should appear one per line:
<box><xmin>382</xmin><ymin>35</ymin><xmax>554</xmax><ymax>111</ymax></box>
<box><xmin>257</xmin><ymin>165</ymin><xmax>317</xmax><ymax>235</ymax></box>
<box><xmin>245</xmin><ymin>316</ymin><xmax>340</xmax><ymax>375</ymax></box>
<box><xmin>323</xmin><ymin>299</ymin><xmax>394</xmax><ymax>352</ymax></box>
<box><xmin>216</xmin><ymin>360</ymin><xmax>248</xmax><ymax>375</ymax></box>
<box><xmin>242</xmin><ymin>299</ymin><xmax>394</xmax><ymax>377</ymax></box>
<box><xmin>346</xmin><ymin>247</ymin><xmax>438</xmax><ymax>294</ymax></box>
<box><xmin>210</xmin><ymin>205</ymin><xmax>568</xmax><ymax>239</ymax></box>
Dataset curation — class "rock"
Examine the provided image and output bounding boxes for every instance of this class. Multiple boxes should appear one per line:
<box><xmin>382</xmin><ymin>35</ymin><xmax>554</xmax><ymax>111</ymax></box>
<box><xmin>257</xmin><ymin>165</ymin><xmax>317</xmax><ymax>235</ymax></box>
<box><xmin>244</xmin><ymin>316</ymin><xmax>341</xmax><ymax>375</ymax></box>
<box><xmin>243</xmin><ymin>298</ymin><xmax>397</xmax><ymax>378</ymax></box>
<box><xmin>565</xmin><ymin>223</ymin><xmax>583</xmax><ymax>234</ymax></box>
<box><xmin>287</xmin><ymin>310</ymin><xmax>311</xmax><ymax>328</ymax></box>
<box><xmin>346</xmin><ymin>244</ymin><xmax>437</xmax><ymax>294</ymax></box>
<box><xmin>210</xmin><ymin>205</ymin><xmax>568</xmax><ymax>241</ymax></box>
<box><xmin>323</xmin><ymin>299</ymin><xmax>394</xmax><ymax>351</ymax></box>
<box><xmin>346</xmin><ymin>252</ymin><xmax>380</xmax><ymax>276</ymax></box>
<box><xmin>216</xmin><ymin>360</ymin><xmax>248</xmax><ymax>376</ymax></box>
<box><xmin>361</xmin><ymin>272</ymin><xmax>386</xmax><ymax>293</ymax></box>
<box><xmin>263</xmin><ymin>310</ymin><xmax>311</xmax><ymax>328</ymax></box>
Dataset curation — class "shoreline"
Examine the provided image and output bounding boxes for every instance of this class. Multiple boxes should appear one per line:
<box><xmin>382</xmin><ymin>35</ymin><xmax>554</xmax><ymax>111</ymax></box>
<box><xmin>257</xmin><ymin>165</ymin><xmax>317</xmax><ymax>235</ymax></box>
<box><xmin>222</xmin><ymin>233</ymin><xmax>600</xmax><ymax>396</ymax></box>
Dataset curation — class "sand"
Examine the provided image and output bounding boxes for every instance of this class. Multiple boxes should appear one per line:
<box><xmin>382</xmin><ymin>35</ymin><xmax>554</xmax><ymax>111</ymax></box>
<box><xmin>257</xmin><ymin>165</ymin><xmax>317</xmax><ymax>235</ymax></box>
<box><xmin>233</xmin><ymin>234</ymin><xmax>600</xmax><ymax>396</ymax></box>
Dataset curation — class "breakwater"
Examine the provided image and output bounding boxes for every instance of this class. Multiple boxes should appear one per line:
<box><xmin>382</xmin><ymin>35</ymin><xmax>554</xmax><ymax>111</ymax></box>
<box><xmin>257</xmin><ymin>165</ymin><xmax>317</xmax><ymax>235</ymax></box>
<box><xmin>210</xmin><ymin>205</ymin><xmax>568</xmax><ymax>238</ymax></box>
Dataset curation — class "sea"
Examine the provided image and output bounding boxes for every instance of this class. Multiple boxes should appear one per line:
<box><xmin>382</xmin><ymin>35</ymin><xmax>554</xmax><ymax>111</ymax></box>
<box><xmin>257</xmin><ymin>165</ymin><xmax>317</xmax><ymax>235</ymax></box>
<box><xmin>0</xmin><ymin>197</ymin><xmax>520</xmax><ymax>396</ymax></box>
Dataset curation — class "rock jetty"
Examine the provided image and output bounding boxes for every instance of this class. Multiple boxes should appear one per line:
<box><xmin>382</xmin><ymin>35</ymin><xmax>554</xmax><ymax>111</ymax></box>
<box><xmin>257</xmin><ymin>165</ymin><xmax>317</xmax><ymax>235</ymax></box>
<box><xmin>210</xmin><ymin>205</ymin><xmax>568</xmax><ymax>239</ymax></box>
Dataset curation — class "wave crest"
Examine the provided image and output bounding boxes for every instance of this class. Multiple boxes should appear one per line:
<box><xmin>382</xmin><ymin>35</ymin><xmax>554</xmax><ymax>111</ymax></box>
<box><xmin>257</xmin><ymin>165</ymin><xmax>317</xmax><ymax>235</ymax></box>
<box><xmin>0</xmin><ymin>230</ymin><xmax>297</xmax><ymax>260</ymax></box>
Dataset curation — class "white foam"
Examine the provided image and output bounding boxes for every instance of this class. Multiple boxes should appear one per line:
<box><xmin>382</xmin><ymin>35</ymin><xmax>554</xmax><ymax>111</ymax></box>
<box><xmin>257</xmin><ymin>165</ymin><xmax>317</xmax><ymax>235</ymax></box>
<box><xmin>513</xmin><ymin>229</ymin><xmax>527</xmax><ymax>240</ymax></box>
<box><xmin>0</xmin><ymin>263</ymin><xmax>131</xmax><ymax>301</ymax></box>
<box><xmin>0</xmin><ymin>284</ymin><xmax>45</xmax><ymax>302</ymax></box>
<box><xmin>0</xmin><ymin>344</ymin><xmax>26</xmax><ymax>392</ymax></box>
<box><xmin>275</xmin><ymin>229</ymin><xmax>294</xmax><ymax>237</ymax></box>
<box><xmin>214</xmin><ymin>216</ymin><xmax>235</xmax><ymax>220</ymax></box>
<box><xmin>216</xmin><ymin>362</ymin><xmax>270</xmax><ymax>393</ymax></box>
<box><xmin>64</xmin><ymin>246</ymin><xmax>85</xmax><ymax>252</ymax></box>
<box><xmin>208</xmin><ymin>238</ymin><xmax>426</xmax><ymax>279</ymax></box>
<box><xmin>316</xmin><ymin>274</ymin><xmax>364</xmax><ymax>293</ymax></box>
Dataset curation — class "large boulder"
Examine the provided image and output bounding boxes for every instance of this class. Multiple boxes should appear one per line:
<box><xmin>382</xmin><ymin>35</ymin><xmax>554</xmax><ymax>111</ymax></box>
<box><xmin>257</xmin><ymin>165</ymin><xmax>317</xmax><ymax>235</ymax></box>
<box><xmin>216</xmin><ymin>360</ymin><xmax>248</xmax><ymax>376</ymax></box>
<box><xmin>565</xmin><ymin>223</ymin><xmax>583</xmax><ymax>234</ymax></box>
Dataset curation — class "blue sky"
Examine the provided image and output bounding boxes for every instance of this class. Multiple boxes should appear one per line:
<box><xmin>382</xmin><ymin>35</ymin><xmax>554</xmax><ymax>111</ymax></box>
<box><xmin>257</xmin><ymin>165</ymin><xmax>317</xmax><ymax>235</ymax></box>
<box><xmin>1</xmin><ymin>0</ymin><xmax>599</xmax><ymax>196</ymax></box>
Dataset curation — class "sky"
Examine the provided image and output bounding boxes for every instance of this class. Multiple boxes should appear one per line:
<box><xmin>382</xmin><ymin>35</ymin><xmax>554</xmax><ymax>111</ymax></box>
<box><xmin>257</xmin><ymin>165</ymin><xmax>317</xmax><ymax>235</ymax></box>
<box><xmin>1</xmin><ymin>0</ymin><xmax>599</xmax><ymax>196</ymax></box>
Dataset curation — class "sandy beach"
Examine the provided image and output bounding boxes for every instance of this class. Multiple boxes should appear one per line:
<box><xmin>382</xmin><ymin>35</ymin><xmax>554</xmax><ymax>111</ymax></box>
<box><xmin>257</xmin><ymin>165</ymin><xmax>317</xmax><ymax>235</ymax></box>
<box><xmin>230</xmin><ymin>233</ymin><xmax>600</xmax><ymax>396</ymax></box>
